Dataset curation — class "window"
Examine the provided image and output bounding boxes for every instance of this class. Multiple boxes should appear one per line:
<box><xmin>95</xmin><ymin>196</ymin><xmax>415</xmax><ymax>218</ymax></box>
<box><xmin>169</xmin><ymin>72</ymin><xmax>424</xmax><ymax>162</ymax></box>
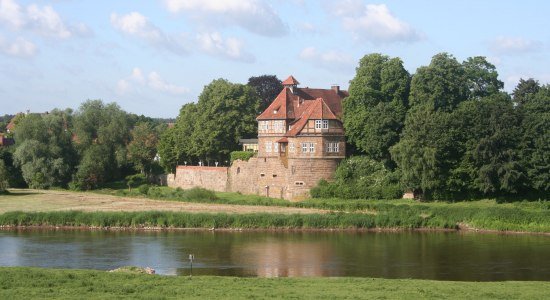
<box><xmin>322</xmin><ymin>120</ymin><xmax>329</xmax><ymax>129</ymax></box>
<box><xmin>289</xmin><ymin>143</ymin><xmax>295</xmax><ymax>152</ymax></box>
<box><xmin>326</xmin><ymin>142</ymin><xmax>340</xmax><ymax>153</ymax></box>
<box><xmin>309</xmin><ymin>142</ymin><xmax>315</xmax><ymax>153</ymax></box>
<box><xmin>265</xmin><ymin>142</ymin><xmax>272</xmax><ymax>152</ymax></box>
<box><xmin>295</xmin><ymin>181</ymin><xmax>305</xmax><ymax>186</ymax></box>
<box><xmin>301</xmin><ymin>143</ymin><xmax>308</xmax><ymax>153</ymax></box>
<box><xmin>274</xmin><ymin>142</ymin><xmax>279</xmax><ymax>152</ymax></box>
<box><xmin>315</xmin><ymin>120</ymin><xmax>322</xmax><ymax>129</ymax></box>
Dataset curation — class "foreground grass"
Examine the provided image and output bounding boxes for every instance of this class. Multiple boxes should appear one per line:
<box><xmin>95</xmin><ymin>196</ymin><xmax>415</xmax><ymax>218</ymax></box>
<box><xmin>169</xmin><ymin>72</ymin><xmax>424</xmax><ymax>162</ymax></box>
<box><xmin>0</xmin><ymin>267</ymin><xmax>548</xmax><ymax>300</ymax></box>
<box><xmin>1</xmin><ymin>206</ymin><xmax>549</xmax><ymax>232</ymax></box>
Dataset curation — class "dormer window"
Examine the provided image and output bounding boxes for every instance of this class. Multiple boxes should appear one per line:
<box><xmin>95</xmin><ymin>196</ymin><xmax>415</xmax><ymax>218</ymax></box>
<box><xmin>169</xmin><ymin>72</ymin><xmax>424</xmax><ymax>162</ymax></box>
<box><xmin>315</xmin><ymin>120</ymin><xmax>322</xmax><ymax>129</ymax></box>
<box><xmin>274</xmin><ymin>109</ymin><xmax>278</xmax><ymax>114</ymax></box>
<box><xmin>315</xmin><ymin>120</ymin><xmax>329</xmax><ymax>129</ymax></box>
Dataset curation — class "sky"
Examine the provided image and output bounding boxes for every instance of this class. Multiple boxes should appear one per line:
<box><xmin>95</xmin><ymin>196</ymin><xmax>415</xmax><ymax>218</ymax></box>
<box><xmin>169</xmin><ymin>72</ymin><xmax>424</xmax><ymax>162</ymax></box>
<box><xmin>1</xmin><ymin>0</ymin><xmax>549</xmax><ymax>118</ymax></box>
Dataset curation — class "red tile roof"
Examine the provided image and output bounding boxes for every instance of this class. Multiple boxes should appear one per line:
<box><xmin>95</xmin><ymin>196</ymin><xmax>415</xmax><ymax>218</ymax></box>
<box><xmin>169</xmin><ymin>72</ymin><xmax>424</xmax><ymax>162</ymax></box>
<box><xmin>282</xmin><ymin>75</ymin><xmax>300</xmax><ymax>85</ymax></box>
<box><xmin>257</xmin><ymin>76</ymin><xmax>347</xmax><ymax>137</ymax></box>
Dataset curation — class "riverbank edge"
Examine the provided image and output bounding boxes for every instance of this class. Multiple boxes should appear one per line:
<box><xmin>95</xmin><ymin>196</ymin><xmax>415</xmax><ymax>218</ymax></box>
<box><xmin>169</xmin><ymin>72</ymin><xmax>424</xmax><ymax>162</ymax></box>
<box><xmin>1</xmin><ymin>223</ymin><xmax>549</xmax><ymax>236</ymax></box>
<box><xmin>1</xmin><ymin>267</ymin><xmax>549</xmax><ymax>300</ymax></box>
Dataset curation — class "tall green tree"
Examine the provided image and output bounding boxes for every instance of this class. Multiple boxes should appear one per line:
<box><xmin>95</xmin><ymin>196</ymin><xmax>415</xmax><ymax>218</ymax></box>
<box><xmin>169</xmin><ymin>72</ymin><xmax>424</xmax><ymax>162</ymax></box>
<box><xmin>72</xmin><ymin>100</ymin><xmax>133</xmax><ymax>186</ymax></box>
<box><xmin>128</xmin><ymin>122</ymin><xmax>159</xmax><ymax>176</ymax></box>
<box><xmin>451</xmin><ymin>93</ymin><xmax>524</xmax><ymax>195</ymax></box>
<box><xmin>343</xmin><ymin>53</ymin><xmax>410</xmax><ymax>167</ymax></box>
<box><xmin>513</xmin><ymin>78</ymin><xmax>540</xmax><ymax>106</ymax></box>
<box><xmin>390</xmin><ymin>105</ymin><xmax>460</xmax><ymax>199</ymax></box>
<box><xmin>409</xmin><ymin>53</ymin><xmax>469</xmax><ymax>111</ymax></box>
<box><xmin>247</xmin><ymin>75</ymin><xmax>282</xmax><ymax>112</ymax></box>
<box><xmin>519</xmin><ymin>85</ymin><xmax>550</xmax><ymax>193</ymax></box>
<box><xmin>191</xmin><ymin>79</ymin><xmax>260</xmax><ymax>163</ymax></box>
<box><xmin>0</xmin><ymin>159</ymin><xmax>8</xmax><ymax>192</ymax></box>
<box><xmin>462</xmin><ymin>56</ymin><xmax>503</xmax><ymax>99</ymax></box>
<box><xmin>13</xmin><ymin>110</ymin><xmax>76</xmax><ymax>188</ymax></box>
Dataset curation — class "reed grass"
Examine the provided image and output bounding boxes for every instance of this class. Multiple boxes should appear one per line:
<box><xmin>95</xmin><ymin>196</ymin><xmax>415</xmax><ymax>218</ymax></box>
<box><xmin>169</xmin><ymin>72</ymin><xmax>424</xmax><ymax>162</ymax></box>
<box><xmin>1</xmin><ymin>204</ymin><xmax>548</xmax><ymax>232</ymax></box>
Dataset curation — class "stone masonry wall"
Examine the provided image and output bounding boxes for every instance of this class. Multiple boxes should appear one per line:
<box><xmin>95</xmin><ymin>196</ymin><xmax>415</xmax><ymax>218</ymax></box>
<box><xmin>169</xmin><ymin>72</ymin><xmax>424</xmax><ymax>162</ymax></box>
<box><xmin>167</xmin><ymin>157</ymin><xmax>341</xmax><ymax>200</ymax></box>
<box><xmin>168</xmin><ymin>166</ymin><xmax>229</xmax><ymax>192</ymax></box>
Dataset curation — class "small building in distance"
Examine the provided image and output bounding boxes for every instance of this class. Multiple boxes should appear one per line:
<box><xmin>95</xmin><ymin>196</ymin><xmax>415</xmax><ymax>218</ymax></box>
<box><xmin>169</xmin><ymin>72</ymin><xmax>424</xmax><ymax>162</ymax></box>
<box><xmin>168</xmin><ymin>76</ymin><xmax>348</xmax><ymax>200</ymax></box>
<box><xmin>239</xmin><ymin>139</ymin><xmax>259</xmax><ymax>153</ymax></box>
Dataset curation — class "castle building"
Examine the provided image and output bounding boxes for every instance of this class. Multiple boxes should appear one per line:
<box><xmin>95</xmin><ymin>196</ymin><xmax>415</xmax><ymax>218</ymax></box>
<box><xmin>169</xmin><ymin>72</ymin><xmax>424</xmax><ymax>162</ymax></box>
<box><xmin>168</xmin><ymin>76</ymin><xmax>348</xmax><ymax>200</ymax></box>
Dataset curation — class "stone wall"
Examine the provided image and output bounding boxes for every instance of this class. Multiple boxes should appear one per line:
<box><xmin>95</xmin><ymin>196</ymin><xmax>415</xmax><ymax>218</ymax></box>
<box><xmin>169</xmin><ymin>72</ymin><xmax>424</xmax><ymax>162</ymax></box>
<box><xmin>167</xmin><ymin>156</ymin><xmax>341</xmax><ymax>200</ymax></box>
<box><xmin>168</xmin><ymin>166</ymin><xmax>229</xmax><ymax>192</ymax></box>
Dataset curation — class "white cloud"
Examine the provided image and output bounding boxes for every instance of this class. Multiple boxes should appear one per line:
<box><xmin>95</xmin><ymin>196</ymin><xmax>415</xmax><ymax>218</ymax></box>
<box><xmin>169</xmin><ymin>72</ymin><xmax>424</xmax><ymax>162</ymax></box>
<box><xmin>117</xmin><ymin>67</ymin><xmax>189</xmax><ymax>96</ymax></box>
<box><xmin>330</xmin><ymin>1</ymin><xmax>421</xmax><ymax>43</ymax></box>
<box><xmin>489</xmin><ymin>36</ymin><xmax>542</xmax><ymax>55</ymax></box>
<box><xmin>162</xmin><ymin>0</ymin><xmax>287</xmax><ymax>37</ymax></box>
<box><xmin>111</xmin><ymin>12</ymin><xmax>188</xmax><ymax>55</ymax></box>
<box><xmin>0</xmin><ymin>0</ymin><xmax>91</xmax><ymax>39</ymax></box>
<box><xmin>0</xmin><ymin>0</ymin><xmax>24</xmax><ymax>28</ymax></box>
<box><xmin>116</xmin><ymin>79</ymin><xmax>131</xmax><ymax>95</ymax></box>
<box><xmin>0</xmin><ymin>35</ymin><xmax>37</xmax><ymax>57</ymax></box>
<box><xmin>296</xmin><ymin>22</ymin><xmax>322</xmax><ymax>34</ymax></box>
<box><xmin>27</xmin><ymin>4</ymin><xmax>71</xmax><ymax>38</ymax></box>
<box><xmin>196</xmin><ymin>31</ymin><xmax>254</xmax><ymax>62</ymax></box>
<box><xmin>299</xmin><ymin>46</ymin><xmax>354</xmax><ymax>72</ymax></box>
<box><xmin>147</xmin><ymin>71</ymin><xmax>189</xmax><ymax>94</ymax></box>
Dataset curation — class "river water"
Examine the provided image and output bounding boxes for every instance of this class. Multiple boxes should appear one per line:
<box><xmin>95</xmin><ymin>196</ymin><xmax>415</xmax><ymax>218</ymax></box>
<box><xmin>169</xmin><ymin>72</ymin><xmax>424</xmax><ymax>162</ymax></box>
<box><xmin>0</xmin><ymin>229</ymin><xmax>548</xmax><ymax>281</ymax></box>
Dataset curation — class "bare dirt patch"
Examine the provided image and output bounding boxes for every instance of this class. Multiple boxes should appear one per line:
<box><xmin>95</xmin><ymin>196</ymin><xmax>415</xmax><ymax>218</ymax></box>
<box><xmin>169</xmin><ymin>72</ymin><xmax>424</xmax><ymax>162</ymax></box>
<box><xmin>0</xmin><ymin>189</ymin><xmax>327</xmax><ymax>215</ymax></box>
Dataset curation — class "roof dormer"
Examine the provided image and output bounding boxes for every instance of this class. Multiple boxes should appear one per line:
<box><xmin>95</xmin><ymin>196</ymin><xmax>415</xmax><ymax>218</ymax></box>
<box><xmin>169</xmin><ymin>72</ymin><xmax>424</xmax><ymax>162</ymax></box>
<box><xmin>282</xmin><ymin>75</ymin><xmax>299</xmax><ymax>93</ymax></box>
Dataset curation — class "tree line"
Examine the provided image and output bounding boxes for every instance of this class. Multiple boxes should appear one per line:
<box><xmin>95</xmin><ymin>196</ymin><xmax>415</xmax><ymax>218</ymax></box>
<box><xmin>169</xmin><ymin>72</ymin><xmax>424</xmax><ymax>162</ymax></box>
<box><xmin>0</xmin><ymin>100</ymin><xmax>165</xmax><ymax>191</ymax></box>
<box><xmin>331</xmin><ymin>53</ymin><xmax>548</xmax><ymax>200</ymax></box>
<box><xmin>1</xmin><ymin>54</ymin><xmax>547</xmax><ymax>201</ymax></box>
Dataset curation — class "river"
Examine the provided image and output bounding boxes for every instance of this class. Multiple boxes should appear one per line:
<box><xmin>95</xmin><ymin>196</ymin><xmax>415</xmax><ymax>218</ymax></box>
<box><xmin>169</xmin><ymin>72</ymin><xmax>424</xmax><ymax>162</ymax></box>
<box><xmin>0</xmin><ymin>229</ymin><xmax>548</xmax><ymax>281</ymax></box>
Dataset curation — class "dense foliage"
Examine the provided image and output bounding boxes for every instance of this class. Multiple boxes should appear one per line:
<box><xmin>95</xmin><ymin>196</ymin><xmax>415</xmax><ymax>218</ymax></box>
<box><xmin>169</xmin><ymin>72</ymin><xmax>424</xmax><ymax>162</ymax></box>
<box><xmin>247</xmin><ymin>74</ymin><xmax>282</xmax><ymax>112</ymax></box>
<box><xmin>340</xmin><ymin>52</ymin><xmax>548</xmax><ymax>200</ymax></box>
<box><xmin>158</xmin><ymin>79</ymin><xmax>260</xmax><ymax>172</ymax></box>
<box><xmin>310</xmin><ymin>156</ymin><xmax>402</xmax><ymax>199</ymax></box>
<box><xmin>230</xmin><ymin>151</ymin><xmax>255</xmax><ymax>163</ymax></box>
<box><xmin>3</xmin><ymin>100</ymin><xmax>164</xmax><ymax>190</ymax></box>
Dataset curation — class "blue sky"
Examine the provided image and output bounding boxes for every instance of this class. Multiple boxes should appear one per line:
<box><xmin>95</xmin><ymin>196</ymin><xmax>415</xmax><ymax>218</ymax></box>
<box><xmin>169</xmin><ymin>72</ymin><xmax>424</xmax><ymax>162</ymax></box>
<box><xmin>1</xmin><ymin>0</ymin><xmax>548</xmax><ymax>118</ymax></box>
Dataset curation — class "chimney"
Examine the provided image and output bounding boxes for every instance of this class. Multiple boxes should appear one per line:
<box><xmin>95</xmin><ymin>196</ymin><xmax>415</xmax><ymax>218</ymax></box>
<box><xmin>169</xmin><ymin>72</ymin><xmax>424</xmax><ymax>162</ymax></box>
<box><xmin>331</xmin><ymin>84</ymin><xmax>340</xmax><ymax>94</ymax></box>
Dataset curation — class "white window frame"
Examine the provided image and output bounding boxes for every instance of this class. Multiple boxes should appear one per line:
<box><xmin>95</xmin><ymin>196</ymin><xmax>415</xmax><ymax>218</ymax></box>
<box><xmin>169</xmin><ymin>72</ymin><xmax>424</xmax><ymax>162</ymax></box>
<box><xmin>315</xmin><ymin>120</ymin><xmax>322</xmax><ymax>129</ymax></box>
<box><xmin>309</xmin><ymin>142</ymin><xmax>315</xmax><ymax>153</ymax></box>
<box><xmin>301</xmin><ymin>143</ymin><xmax>307</xmax><ymax>153</ymax></box>
<box><xmin>266</xmin><ymin>142</ymin><xmax>272</xmax><ymax>152</ymax></box>
<box><xmin>274</xmin><ymin>142</ymin><xmax>279</xmax><ymax>152</ymax></box>
<box><xmin>322</xmin><ymin>120</ymin><xmax>329</xmax><ymax>129</ymax></box>
<box><xmin>289</xmin><ymin>143</ymin><xmax>295</xmax><ymax>152</ymax></box>
<box><xmin>327</xmin><ymin>143</ymin><xmax>333</xmax><ymax>153</ymax></box>
<box><xmin>334</xmin><ymin>142</ymin><xmax>339</xmax><ymax>153</ymax></box>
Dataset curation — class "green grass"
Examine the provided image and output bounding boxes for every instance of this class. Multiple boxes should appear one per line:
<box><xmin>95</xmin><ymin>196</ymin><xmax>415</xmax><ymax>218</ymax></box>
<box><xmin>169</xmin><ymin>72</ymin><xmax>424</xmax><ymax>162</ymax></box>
<box><xmin>1</xmin><ymin>204</ymin><xmax>549</xmax><ymax>232</ymax></box>
<box><xmin>94</xmin><ymin>183</ymin><xmax>550</xmax><ymax>213</ymax></box>
<box><xmin>0</xmin><ymin>267</ymin><xmax>548</xmax><ymax>299</ymax></box>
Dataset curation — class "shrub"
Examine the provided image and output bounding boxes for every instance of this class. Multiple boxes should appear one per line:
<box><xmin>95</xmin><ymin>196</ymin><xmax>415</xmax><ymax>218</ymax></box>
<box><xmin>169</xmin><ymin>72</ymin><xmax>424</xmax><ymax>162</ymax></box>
<box><xmin>138</xmin><ymin>184</ymin><xmax>150</xmax><ymax>195</ymax></box>
<box><xmin>310</xmin><ymin>156</ymin><xmax>402</xmax><ymax>200</ymax></box>
<box><xmin>230</xmin><ymin>151</ymin><xmax>255</xmax><ymax>163</ymax></box>
<box><xmin>183</xmin><ymin>187</ymin><xmax>218</xmax><ymax>201</ymax></box>
<box><xmin>126</xmin><ymin>174</ymin><xmax>146</xmax><ymax>191</ymax></box>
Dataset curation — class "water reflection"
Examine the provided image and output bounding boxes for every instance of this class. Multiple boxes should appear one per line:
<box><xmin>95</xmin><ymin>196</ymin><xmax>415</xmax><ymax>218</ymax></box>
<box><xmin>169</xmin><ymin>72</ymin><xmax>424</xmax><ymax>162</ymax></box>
<box><xmin>0</xmin><ymin>229</ymin><xmax>549</xmax><ymax>281</ymax></box>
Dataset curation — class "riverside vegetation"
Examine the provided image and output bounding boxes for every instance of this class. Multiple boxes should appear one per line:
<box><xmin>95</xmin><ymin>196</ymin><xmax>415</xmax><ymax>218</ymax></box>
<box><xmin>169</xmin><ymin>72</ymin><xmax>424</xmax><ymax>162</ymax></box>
<box><xmin>1</xmin><ymin>186</ymin><xmax>549</xmax><ymax>232</ymax></box>
<box><xmin>1</xmin><ymin>267</ymin><xmax>549</xmax><ymax>299</ymax></box>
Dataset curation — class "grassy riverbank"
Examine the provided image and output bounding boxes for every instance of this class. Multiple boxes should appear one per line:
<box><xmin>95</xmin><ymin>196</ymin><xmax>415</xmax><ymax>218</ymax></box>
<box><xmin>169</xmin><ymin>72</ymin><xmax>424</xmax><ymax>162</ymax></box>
<box><xmin>1</xmin><ymin>188</ymin><xmax>549</xmax><ymax>232</ymax></box>
<box><xmin>1</xmin><ymin>206</ymin><xmax>549</xmax><ymax>232</ymax></box>
<box><xmin>0</xmin><ymin>267</ymin><xmax>548</xmax><ymax>299</ymax></box>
